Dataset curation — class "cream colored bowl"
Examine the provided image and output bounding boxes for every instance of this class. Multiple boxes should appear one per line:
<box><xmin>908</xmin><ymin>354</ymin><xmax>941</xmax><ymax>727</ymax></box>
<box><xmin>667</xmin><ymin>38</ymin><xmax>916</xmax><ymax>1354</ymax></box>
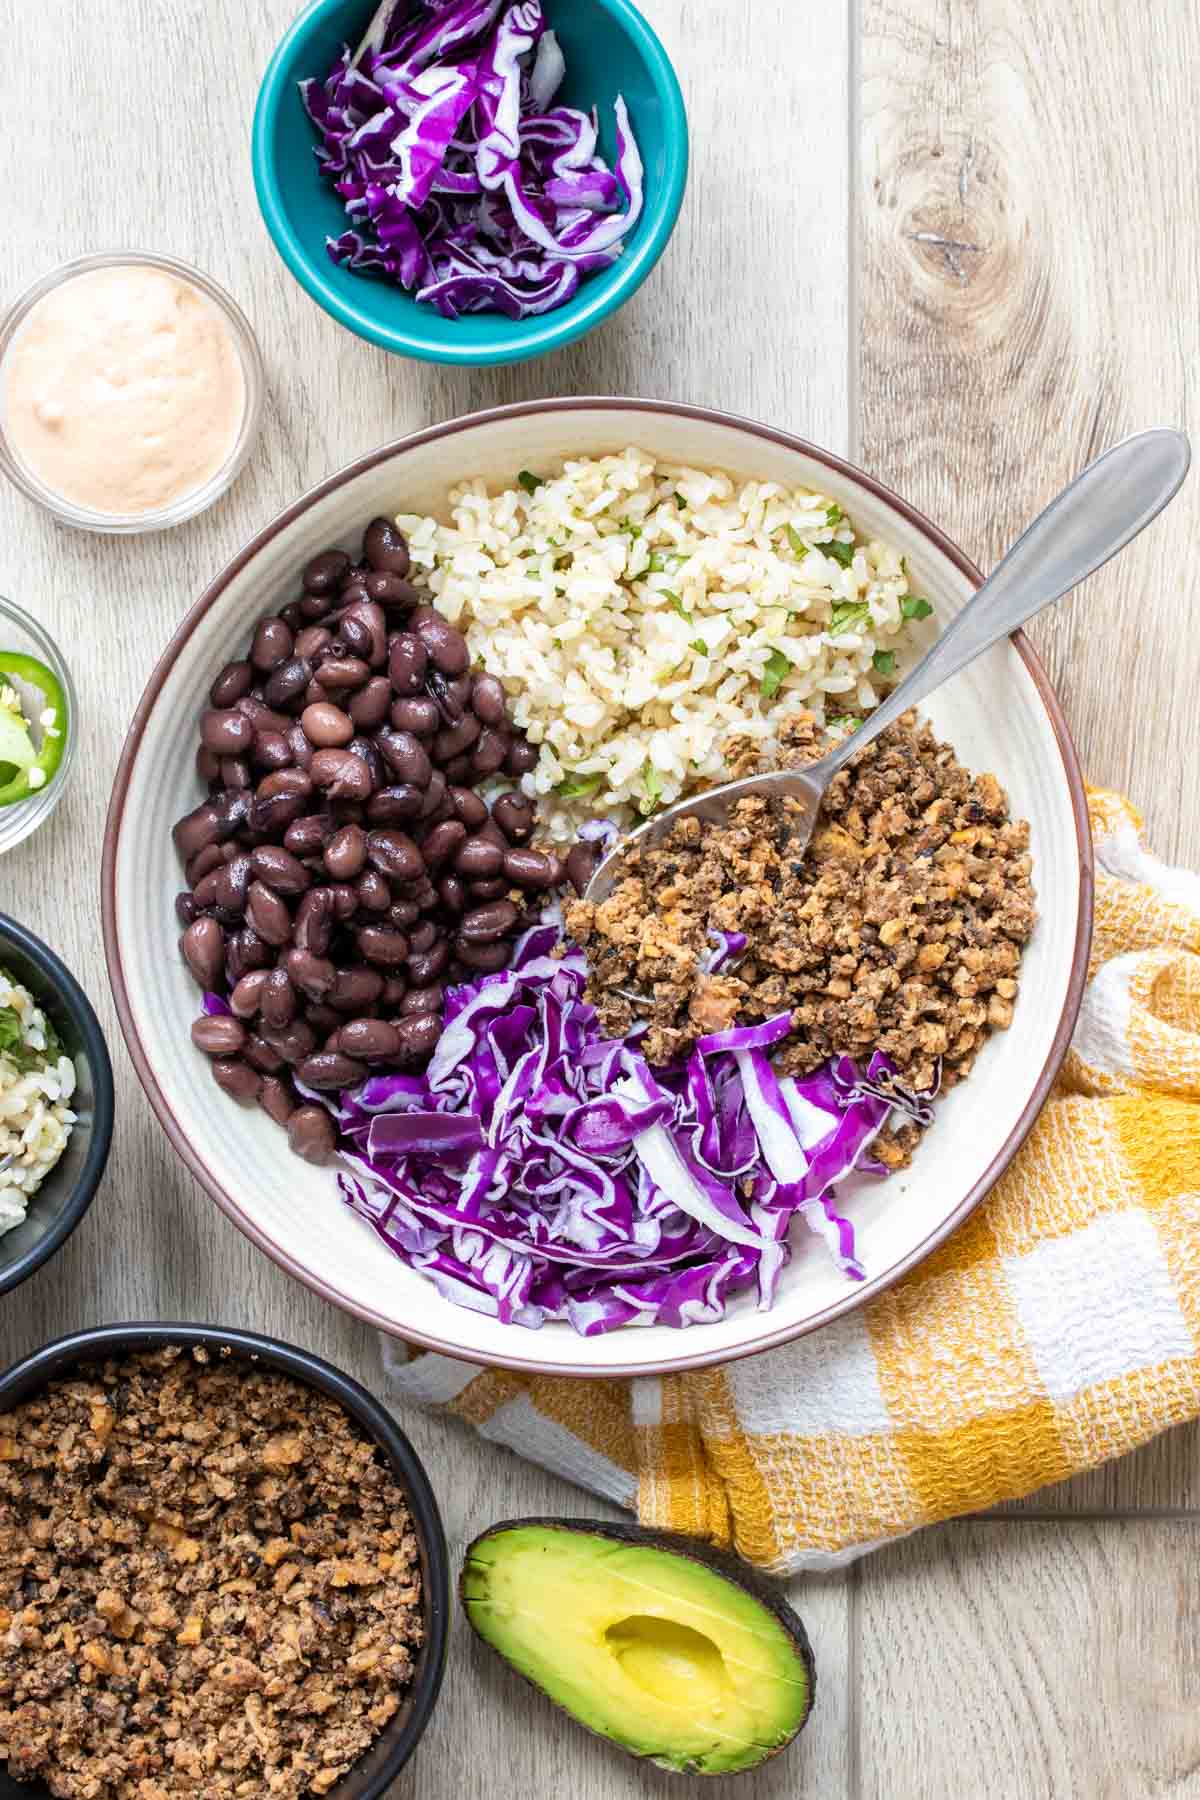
<box><xmin>102</xmin><ymin>400</ymin><xmax>1092</xmax><ymax>1377</ymax></box>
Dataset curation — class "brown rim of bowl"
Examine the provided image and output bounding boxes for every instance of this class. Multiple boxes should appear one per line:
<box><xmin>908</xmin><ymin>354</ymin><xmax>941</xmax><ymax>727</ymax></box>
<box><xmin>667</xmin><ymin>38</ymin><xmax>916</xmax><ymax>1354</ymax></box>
<box><xmin>100</xmin><ymin>397</ymin><xmax>1095</xmax><ymax>1379</ymax></box>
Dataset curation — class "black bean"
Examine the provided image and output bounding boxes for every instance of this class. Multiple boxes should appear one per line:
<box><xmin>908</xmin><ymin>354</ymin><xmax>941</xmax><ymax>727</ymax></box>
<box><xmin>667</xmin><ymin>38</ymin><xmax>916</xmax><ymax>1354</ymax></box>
<box><xmin>210</xmin><ymin>660</ymin><xmax>255</xmax><ymax>709</ymax></box>
<box><xmin>252</xmin><ymin>730</ymin><xmax>294</xmax><ymax>772</ymax></box>
<box><xmin>324</xmin><ymin>824</ymin><xmax>367</xmax><ymax>881</ymax></box>
<box><xmin>365</xmin><ymin>829</ymin><xmax>425</xmax><ymax>881</ymax></box>
<box><xmin>244</xmin><ymin>1033</ymin><xmax>286</xmax><ymax>1075</ymax></box>
<box><xmin>236</xmin><ymin>696</ymin><xmax>292</xmax><ymax>735</ymax></box>
<box><xmin>186</xmin><ymin>845</ymin><xmax>222</xmax><ymax>889</ymax></box>
<box><xmin>471</xmin><ymin>727</ymin><xmax>509</xmax><ymax>777</ymax></box>
<box><xmin>469</xmin><ymin>671</ymin><xmax>506</xmax><ymax>725</ymax></box>
<box><xmin>466</xmin><ymin>877</ymin><xmax>507</xmax><ymax>901</ymax></box>
<box><xmin>259</xmin><ymin>1075</ymin><xmax>296</xmax><ymax>1126</ymax></box>
<box><xmin>297</xmin><ymin>1052</ymin><xmax>366</xmax><ymax>1091</ymax></box>
<box><xmin>181</xmin><ymin>918</ymin><xmax>224</xmax><ymax>988</ymax></box>
<box><xmin>305</xmin><ymin>678</ymin><xmax>331</xmax><ymax>708</ymax></box>
<box><xmin>401</xmin><ymin>986</ymin><xmax>444</xmax><ymax>1016</ymax></box>
<box><xmin>365</xmin><ymin>571</ymin><xmax>417</xmax><ymax>607</ymax></box>
<box><xmin>281</xmin><ymin>600</ymin><xmax>307</xmax><ymax>635</ymax></box>
<box><xmin>356</xmin><ymin>870</ymin><xmax>392</xmax><ymax>914</ymax></box>
<box><xmin>357</xmin><ymin>926</ymin><xmax>411</xmax><ymax>967</ymax></box>
<box><xmin>456</xmin><ymin>939</ymin><xmax>513</xmax><ymax>973</ymax></box>
<box><xmin>377</xmin><ymin>728</ymin><xmax>432</xmax><ymax>787</ymax></box>
<box><xmin>455</xmin><ymin>837</ymin><xmax>504</xmax><ymax>879</ymax></box>
<box><xmin>295</xmin><ymin>626</ymin><xmax>334</xmax><ymax>661</ymax></box>
<box><xmin>448</xmin><ymin>786</ymin><xmax>488</xmax><ymax>828</ymax></box>
<box><xmin>328</xmin><ymin>966</ymin><xmax>385</xmax><ymax>1013</ymax></box>
<box><xmin>337</xmin><ymin>612</ymin><xmax>373</xmax><ymax>662</ymax></box>
<box><xmin>304</xmin><ymin>549</ymin><xmax>352</xmax><ymax>595</ymax></box>
<box><xmin>394</xmin><ymin>1013</ymin><xmax>443</xmax><ymax>1061</ymax></box>
<box><xmin>299</xmin><ymin>590</ymin><xmax>335</xmax><ymax>621</ymax></box>
<box><xmin>565</xmin><ymin>843</ymin><xmax>601</xmax><ymax>894</ymax></box>
<box><xmin>250</xmin><ymin>845</ymin><xmax>312</xmax><ymax>895</ymax></box>
<box><xmin>196</xmin><ymin>745</ymin><xmax>221</xmax><ymax>786</ymax></box>
<box><xmin>367</xmin><ymin>783</ymin><xmax>425</xmax><ymax>824</ymax></box>
<box><xmin>317</xmin><ymin>655</ymin><xmax>371</xmax><ymax>692</ymax></box>
<box><xmin>338</xmin><ymin>1019</ymin><xmax>402</xmax><ymax>1061</ymax></box>
<box><xmin>220</xmin><ymin>755</ymin><xmax>252</xmax><ymax>791</ymax></box>
<box><xmin>256</xmin><ymin>969</ymin><xmax>295</xmax><ymax>1032</ymax></box>
<box><xmin>419</xmin><ymin>771</ymin><xmax>448</xmax><ymax>819</ymax></box>
<box><xmin>200</xmin><ymin>709</ymin><xmax>254</xmax><ymax>756</ymax></box>
<box><xmin>433</xmin><ymin>714</ymin><xmax>481</xmax><ymax>761</ymax></box>
<box><xmin>261</xmin><ymin>1018</ymin><xmax>318</xmax><ymax>1064</ymax></box>
<box><xmin>176</xmin><ymin>891</ymin><xmax>200</xmax><ymax>928</ymax></box>
<box><xmin>286</xmin><ymin>724</ymin><xmax>314</xmax><ymax>771</ymax></box>
<box><xmin>224</xmin><ymin>928</ymin><xmax>271</xmax><ymax>989</ymax></box>
<box><xmin>251</xmin><ymin>616</ymin><xmax>294</xmax><ymax>672</ymax></box>
<box><xmin>283</xmin><ymin>815</ymin><xmax>333</xmax><ymax>859</ymax></box>
<box><xmin>212</xmin><ymin>1058</ymin><xmax>262</xmax><ymax>1102</ymax></box>
<box><xmin>460</xmin><ymin>899</ymin><xmax>520</xmax><ymax>942</ymax></box>
<box><xmin>409</xmin><ymin>876</ymin><xmax>438</xmax><ymax>911</ymax></box>
<box><xmin>364</xmin><ymin>517</ymin><xmax>411</xmax><ymax>576</ymax></box>
<box><xmin>392</xmin><ymin>695</ymin><xmax>439</xmax><ymax>736</ymax></box>
<box><xmin>421</xmin><ymin>819</ymin><xmax>467</xmax><ymax>868</ymax></box>
<box><xmin>257</xmin><ymin>766</ymin><xmax>312</xmax><ymax>802</ymax></box>
<box><xmin>231</xmin><ymin>970</ymin><xmax>270</xmax><ymax>1019</ymax></box>
<box><xmin>191</xmin><ymin>1015</ymin><xmax>247</xmax><ymax>1057</ymax></box>
<box><xmin>288</xmin><ymin>1104</ymin><xmax>337</xmax><ymax>1163</ymax></box>
<box><xmin>245</xmin><ymin>881</ymin><xmax>291</xmax><ymax>946</ymax></box>
<box><xmin>441</xmin><ymin>753</ymin><xmax>473</xmax><ymax>785</ymax></box>
<box><xmin>492</xmin><ymin>793</ymin><xmax>536</xmax><ymax>842</ymax></box>
<box><xmin>381</xmin><ymin>975</ymin><xmax>408</xmax><ymax>1008</ymax></box>
<box><xmin>283</xmin><ymin>948</ymin><xmax>336</xmax><ymax>1001</ymax></box>
<box><xmin>506</xmin><ymin>738</ymin><xmax>540</xmax><ymax>776</ymax></box>
<box><xmin>503</xmin><ymin>847</ymin><xmax>559</xmax><ymax>889</ymax></box>
<box><xmin>211</xmin><ymin>855</ymin><xmax>253</xmax><ymax>918</ymax></box>
<box><xmin>310</xmin><ymin>748</ymin><xmax>373</xmax><ymax>802</ymax></box>
<box><xmin>388</xmin><ymin>633</ymin><xmax>428</xmax><ymax>696</ymax></box>
<box><xmin>349</xmin><ymin>676</ymin><xmax>392</xmax><ymax>731</ymax></box>
<box><xmin>437</xmin><ymin>874</ymin><xmax>465</xmax><ymax>915</ymax></box>
<box><xmin>247</xmin><ymin>788</ymin><xmax>307</xmax><ymax>835</ymax></box>
<box><xmin>407</xmin><ymin>941</ymin><xmax>449</xmax><ymax>987</ymax></box>
<box><xmin>263</xmin><ymin>656</ymin><xmax>313</xmax><ymax>711</ymax></box>
<box><xmin>294</xmin><ymin>888</ymin><xmax>337</xmax><ymax>955</ymax></box>
<box><xmin>409</xmin><ymin>920</ymin><xmax>437</xmax><ymax>954</ymax></box>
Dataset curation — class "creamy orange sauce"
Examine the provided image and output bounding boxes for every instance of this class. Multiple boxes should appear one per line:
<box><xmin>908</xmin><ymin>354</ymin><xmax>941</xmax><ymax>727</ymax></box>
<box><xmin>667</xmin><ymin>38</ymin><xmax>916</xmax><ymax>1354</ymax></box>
<box><xmin>3</xmin><ymin>265</ymin><xmax>245</xmax><ymax>517</ymax></box>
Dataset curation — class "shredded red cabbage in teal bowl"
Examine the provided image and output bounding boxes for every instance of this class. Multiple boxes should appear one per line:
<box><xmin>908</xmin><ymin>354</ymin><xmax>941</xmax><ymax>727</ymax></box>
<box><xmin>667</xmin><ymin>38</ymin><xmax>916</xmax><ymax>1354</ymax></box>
<box><xmin>301</xmin><ymin>0</ymin><xmax>646</xmax><ymax>320</ymax></box>
<box><xmin>299</xmin><ymin>924</ymin><xmax>937</xmax><ymax>1336</ymax></box>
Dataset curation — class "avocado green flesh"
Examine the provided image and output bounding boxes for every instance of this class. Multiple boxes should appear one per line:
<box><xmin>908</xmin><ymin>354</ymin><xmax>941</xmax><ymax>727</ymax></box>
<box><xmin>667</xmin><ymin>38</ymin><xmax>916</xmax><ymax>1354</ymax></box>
<box><xmin>462</xmin><ymin>1526</ymin><xmax>812</xmax><ymax>1775</ymax></box>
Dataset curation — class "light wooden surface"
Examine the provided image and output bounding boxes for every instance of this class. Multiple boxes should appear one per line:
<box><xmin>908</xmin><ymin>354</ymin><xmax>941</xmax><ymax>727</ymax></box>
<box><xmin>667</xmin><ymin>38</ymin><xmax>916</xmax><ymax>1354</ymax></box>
<box><xmin>0</xmin><ymin>0</ymin><xmax>1196</xmax><ymax>1795</ymax></box>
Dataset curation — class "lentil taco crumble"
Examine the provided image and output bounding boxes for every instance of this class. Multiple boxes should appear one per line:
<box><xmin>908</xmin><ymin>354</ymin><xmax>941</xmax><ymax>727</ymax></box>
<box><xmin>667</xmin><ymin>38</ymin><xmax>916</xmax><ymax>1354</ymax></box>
<box><xmin>0</xmin><ymin>1347</ymin><xmax>424</xmax><ymax>1797</ymax></box>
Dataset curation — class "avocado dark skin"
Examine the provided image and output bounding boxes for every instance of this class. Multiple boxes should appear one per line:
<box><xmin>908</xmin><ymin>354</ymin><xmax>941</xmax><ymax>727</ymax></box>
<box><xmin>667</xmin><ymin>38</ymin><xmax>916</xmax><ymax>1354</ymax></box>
<box><xmin>460</xmin><ymin>1517</ymin><xmax>816</xmax><ymax>1776</ymax></box>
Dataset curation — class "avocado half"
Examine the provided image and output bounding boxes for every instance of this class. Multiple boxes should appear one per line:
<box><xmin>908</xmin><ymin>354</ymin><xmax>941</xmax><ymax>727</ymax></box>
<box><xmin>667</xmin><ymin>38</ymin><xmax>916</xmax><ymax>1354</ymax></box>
<box><xmin>460</xmin><ymin>1518</ymin><xmax>815</xmax><ymax>1776</ymax></box>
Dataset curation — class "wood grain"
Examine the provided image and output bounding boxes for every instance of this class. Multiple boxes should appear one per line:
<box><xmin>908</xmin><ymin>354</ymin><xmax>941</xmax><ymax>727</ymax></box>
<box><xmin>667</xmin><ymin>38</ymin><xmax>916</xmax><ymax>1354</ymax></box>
<box><xmin>856</xmin><ymin>1521</ymin><xmax>1200</xmax><ymax>1799</ymax></box>
<box><xmin>860</xmin><ymin>0</ymin><xmax>1200</xmax><ymax>1520</ymax></box>
<box><xmin>0</xmin><ymin>1</ymin><xmax>851</xmax><ymax>1793</ymax></box>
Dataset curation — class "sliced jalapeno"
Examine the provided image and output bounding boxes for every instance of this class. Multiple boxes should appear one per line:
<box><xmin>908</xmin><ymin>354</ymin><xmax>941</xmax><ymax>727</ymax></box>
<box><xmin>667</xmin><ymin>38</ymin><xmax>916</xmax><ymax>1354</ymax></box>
<box><xmin>0</xmin><ymin>653</ymin><xmax>68</xmax><ymax>807</ymax></box>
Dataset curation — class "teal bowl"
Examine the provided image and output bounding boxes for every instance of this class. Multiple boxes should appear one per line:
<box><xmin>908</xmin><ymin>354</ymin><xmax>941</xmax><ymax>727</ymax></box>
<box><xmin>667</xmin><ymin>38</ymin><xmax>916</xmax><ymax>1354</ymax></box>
<box><xmin>252</xmin><ymin>0</ymin><xmax>689</xmax><ymax>366</ymax></box>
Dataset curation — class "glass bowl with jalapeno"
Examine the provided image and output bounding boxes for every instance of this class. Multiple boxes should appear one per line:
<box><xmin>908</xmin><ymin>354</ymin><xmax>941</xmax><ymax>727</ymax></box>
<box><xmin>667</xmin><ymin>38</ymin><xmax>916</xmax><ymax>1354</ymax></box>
<box><xmin>0</xmin><ymin>595</ymin><xmax>75</xmax><ymax>854</ymax></box>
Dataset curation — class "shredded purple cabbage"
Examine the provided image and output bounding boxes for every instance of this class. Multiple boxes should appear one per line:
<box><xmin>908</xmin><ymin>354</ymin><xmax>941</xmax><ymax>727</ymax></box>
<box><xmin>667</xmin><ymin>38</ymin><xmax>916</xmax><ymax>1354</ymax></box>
<box><xmin>310</xmin><ymin>926</ymin><xmax>933</xmax><ymax>1335</ymax></box>
<box><xmin>300</xmin><ymin>0</ymin><xmax>645</xmax><ymax>319</ymax></box>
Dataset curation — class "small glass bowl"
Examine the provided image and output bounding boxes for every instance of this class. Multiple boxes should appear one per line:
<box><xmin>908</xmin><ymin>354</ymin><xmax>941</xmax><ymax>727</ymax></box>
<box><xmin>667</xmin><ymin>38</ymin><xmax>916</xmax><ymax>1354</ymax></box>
<box><xmin>0</xmin><ymin>252</ymin><xmax>265</xmax><ymax>535</ymax></box>
<box><xmin>0</xmin><ymin>595</ymin><xmax>78</xmax><ymax>854</ymax></box>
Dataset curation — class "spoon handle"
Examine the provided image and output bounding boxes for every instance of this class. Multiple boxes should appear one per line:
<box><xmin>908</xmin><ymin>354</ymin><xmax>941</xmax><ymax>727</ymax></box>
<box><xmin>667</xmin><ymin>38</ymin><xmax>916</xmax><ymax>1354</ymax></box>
<box><xmin>816</xmin><ymin>427</ymin><xmax>1191</xmax><ymax>780</ymax></box>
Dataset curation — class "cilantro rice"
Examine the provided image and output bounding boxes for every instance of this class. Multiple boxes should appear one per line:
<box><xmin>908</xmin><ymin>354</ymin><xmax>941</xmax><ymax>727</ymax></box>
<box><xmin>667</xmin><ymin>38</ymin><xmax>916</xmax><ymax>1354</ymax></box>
<box><xmin>398</xmin><ymin>447</ymin><xmax>932</xmax><ymax>840</ymax></box>
<box><xmin>0</xmin><ymin>970</ymin><xmax>76</xmax><ymax>1234</ymax></box>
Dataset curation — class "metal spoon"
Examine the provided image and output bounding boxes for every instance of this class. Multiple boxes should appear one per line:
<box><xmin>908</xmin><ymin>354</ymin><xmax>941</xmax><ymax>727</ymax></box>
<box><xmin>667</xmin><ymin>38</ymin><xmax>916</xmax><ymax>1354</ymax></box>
<box><xmin>585</xmin><ymin>427</ymin><xmax>1191</xmax><ymax>923</ymax></box>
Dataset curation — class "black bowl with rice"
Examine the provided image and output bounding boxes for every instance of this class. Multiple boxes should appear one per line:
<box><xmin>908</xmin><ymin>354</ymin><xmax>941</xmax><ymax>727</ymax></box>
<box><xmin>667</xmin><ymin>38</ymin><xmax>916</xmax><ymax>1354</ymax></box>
<box><xmin>0</xmin><ymin>915</ymin><xmax>113</xmax><ymax>1297</ymax></box>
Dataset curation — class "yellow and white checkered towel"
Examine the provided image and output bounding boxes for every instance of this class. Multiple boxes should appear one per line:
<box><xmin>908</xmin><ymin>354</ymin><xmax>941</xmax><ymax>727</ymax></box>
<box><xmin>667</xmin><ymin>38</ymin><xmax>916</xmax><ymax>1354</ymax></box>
<box><xmin>383</xmin><ymin>790</ymin><xmax>1200</xmax><ymax>1573</ymax></box>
